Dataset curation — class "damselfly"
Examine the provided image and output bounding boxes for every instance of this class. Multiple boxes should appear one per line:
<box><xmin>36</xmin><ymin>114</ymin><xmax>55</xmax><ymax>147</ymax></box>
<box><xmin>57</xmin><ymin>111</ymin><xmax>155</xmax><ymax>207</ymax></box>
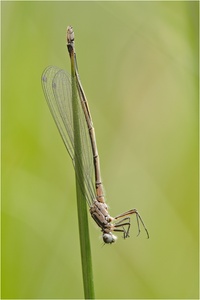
<box><xmin>41</xmin><ymin>26</ymin><xmax>149</xmax><ymax>244</ymax></box>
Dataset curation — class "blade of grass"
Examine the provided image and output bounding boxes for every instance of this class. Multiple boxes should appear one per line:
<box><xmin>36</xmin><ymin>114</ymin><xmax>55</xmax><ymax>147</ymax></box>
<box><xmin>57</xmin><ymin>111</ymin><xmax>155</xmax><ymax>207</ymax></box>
<box><xmin>69</xmin><ymin>39</ymin><xmax>95</xmax><ymax>300</ymax></box>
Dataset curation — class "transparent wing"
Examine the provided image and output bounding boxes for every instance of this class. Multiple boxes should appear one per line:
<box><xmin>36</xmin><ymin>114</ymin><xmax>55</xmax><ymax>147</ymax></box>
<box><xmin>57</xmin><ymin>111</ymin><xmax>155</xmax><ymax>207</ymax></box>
<box><xmin>41</xmin><ymin>66</ymin><xmax>96</xmax><ymax>207</ymax></box>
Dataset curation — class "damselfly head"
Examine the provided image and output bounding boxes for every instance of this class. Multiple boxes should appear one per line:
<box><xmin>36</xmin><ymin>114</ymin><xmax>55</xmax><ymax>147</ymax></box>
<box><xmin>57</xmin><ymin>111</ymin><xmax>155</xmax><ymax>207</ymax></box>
<box><xmin>103</xmin><ymin>233</ymin><xmax>117</xmax><ymax>244</ymax></box>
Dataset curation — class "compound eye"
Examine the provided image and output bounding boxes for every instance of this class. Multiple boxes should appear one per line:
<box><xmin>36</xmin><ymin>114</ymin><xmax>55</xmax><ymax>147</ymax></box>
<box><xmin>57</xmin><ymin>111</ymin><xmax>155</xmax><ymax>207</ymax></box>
<box><xmin>103</xmin><ymin>233</ymin><xmax>117</xmax><ymax>244</ymax></box>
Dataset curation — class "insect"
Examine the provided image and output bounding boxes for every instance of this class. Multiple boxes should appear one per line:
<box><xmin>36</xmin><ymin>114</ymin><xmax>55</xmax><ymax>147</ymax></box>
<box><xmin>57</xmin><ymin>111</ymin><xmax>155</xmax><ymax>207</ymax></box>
<box><xmin>41</xmin><ymin>26</ymin><xmax>149</xmax><ymax>243</ymax></box>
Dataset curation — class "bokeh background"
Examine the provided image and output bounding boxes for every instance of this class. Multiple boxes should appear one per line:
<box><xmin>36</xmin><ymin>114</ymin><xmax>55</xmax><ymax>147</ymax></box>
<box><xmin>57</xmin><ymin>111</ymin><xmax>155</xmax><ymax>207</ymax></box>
<box><xmin>2</xmin><ymin>1</ymin><xmax>198</xmax><ymax>299</ymax></box>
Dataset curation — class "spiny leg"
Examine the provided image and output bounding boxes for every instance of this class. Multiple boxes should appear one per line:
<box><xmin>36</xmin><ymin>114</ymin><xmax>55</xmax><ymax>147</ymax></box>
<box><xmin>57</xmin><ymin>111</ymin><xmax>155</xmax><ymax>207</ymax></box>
<box><xmin>114</xmin><ymin>209</ymin><xmax>149</xmax><ymax>238</ymax></box>
<box><xmin>135</xmin><ymin>211</ymin><xmax>149</xmax><ymax>238</ymax></box>
<box><xmin>114</xmin><ymin>217</ymin><xmax>131</xmax><ymax>239</ymax></box>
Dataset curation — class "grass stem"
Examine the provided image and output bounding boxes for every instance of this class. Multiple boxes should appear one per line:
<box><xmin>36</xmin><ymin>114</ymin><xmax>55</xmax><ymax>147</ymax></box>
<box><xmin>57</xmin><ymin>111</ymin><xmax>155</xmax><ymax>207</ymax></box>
<box><xmin>70</xmin><ymin>47</ymin><xmax>95</xmax><ymax>300</ymax></box>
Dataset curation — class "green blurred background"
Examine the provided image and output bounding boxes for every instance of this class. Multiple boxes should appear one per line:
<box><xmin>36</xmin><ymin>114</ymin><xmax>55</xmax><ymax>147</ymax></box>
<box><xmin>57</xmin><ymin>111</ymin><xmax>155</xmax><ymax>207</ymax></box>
<box><xmin>2</xmin><ymin>1</ymin><xmax>198</xmax><ymax>299</ymax></box>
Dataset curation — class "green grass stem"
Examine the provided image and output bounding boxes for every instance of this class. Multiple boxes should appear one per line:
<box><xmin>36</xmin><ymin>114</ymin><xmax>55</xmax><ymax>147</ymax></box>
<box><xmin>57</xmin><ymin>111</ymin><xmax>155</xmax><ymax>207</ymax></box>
<box><xmin>70</xmin><ymin>51</ymin><xmax>95</xmax><ymax>299</ymax></box>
